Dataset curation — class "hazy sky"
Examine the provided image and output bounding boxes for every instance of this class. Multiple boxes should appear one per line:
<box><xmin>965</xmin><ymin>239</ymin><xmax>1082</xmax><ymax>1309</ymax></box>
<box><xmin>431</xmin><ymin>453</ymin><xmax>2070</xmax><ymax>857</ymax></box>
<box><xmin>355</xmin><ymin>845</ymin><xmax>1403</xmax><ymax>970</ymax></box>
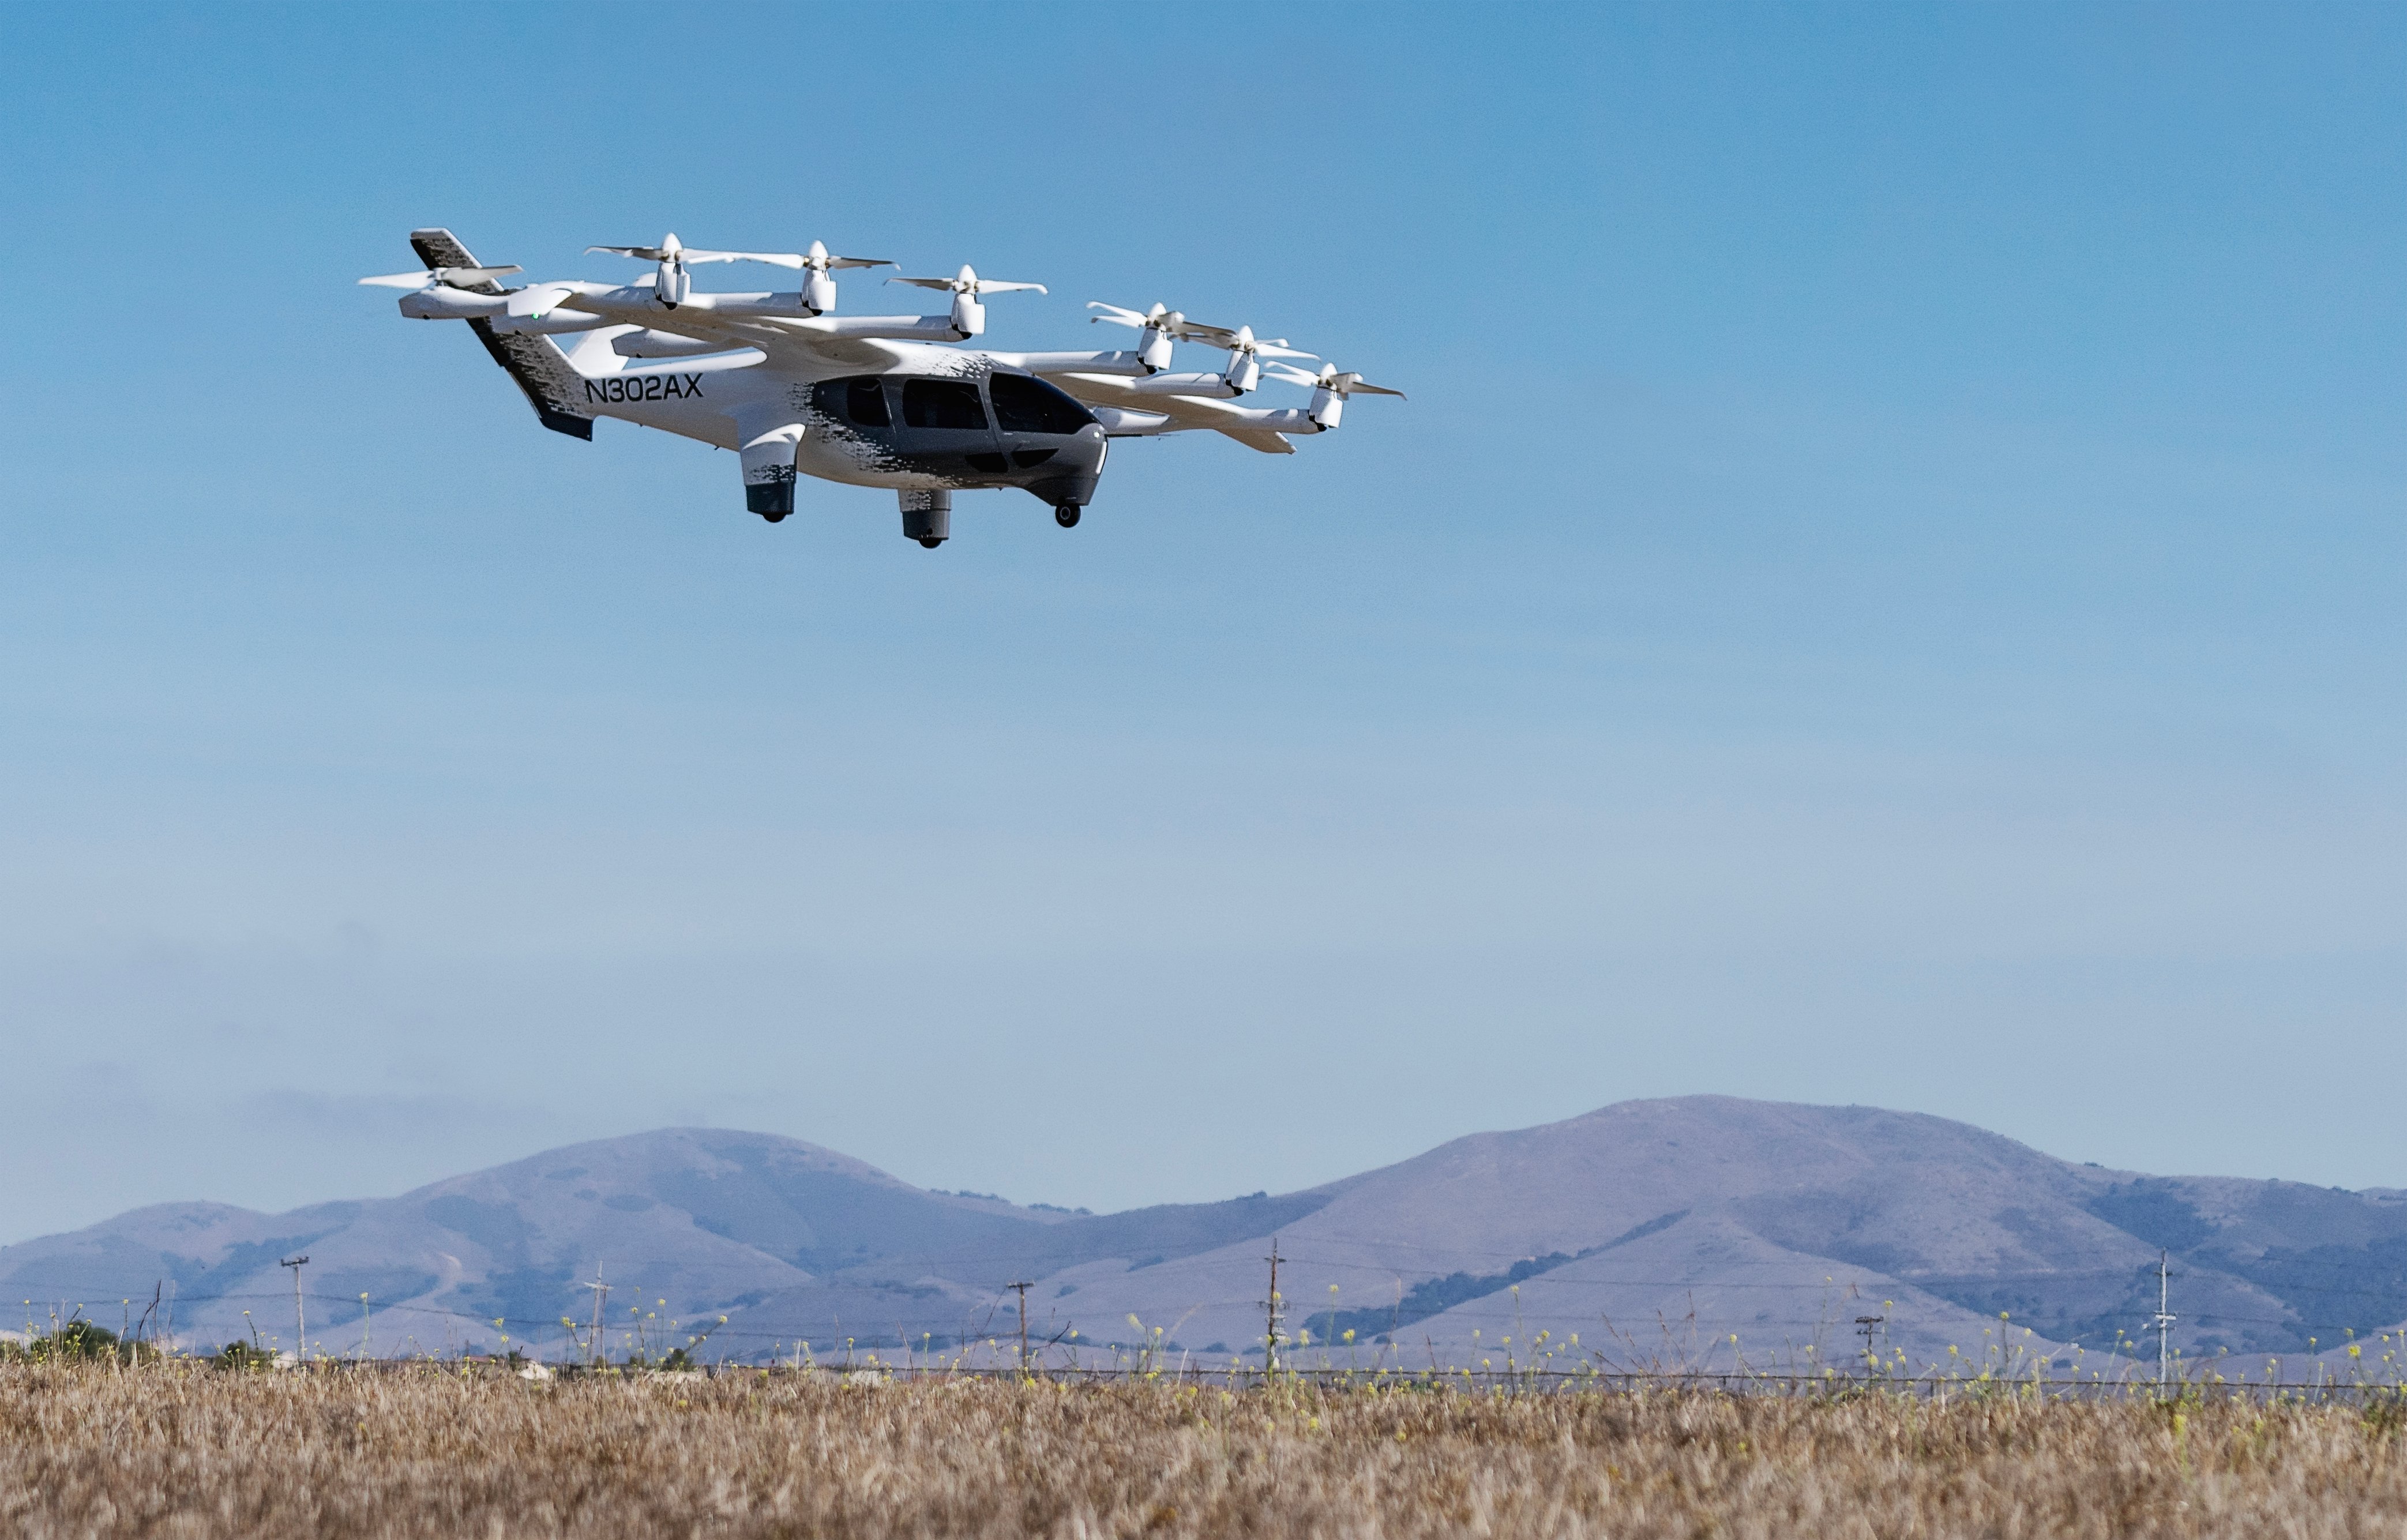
<box><xmin>2</xmin><ymin>4</ymin><xmax>2400</xmax><ymax>1245</ymax></box>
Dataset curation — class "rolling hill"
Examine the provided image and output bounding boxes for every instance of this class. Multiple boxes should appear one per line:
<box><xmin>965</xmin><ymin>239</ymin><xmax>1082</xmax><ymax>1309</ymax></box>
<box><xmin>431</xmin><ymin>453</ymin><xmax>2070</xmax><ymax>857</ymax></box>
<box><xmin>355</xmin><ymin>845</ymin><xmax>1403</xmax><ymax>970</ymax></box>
<box><xmin>7</xmin><ymin>1098</ymin><xmax>2404</xmax><ymax>1376</ymax></box>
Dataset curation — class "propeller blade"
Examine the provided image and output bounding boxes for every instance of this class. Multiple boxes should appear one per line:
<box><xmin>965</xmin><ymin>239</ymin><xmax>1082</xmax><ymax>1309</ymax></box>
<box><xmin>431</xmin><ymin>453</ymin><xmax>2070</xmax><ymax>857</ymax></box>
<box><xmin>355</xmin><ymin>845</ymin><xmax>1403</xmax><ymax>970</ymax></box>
<box><xmin>1176</xmin><ymin>322</ymin><xmax>1312</xmax><ymax>359</ymax></box>
<box><xmin>677</xmin><ymin>249</ymin><xmax>807</xmax><ymax>268</ymax></box>
<box><xmin>887</xmin><ymin>276</ymin><xmax>960</xmax><ymax>291</ymax></box>
<box><xmin>975</xmin><ymin>280</ymin><xmax>1047</xmax><ymax>295</ymax></box>
<box><xmin>358</xmin><ymin>265</ymin><xmax>521</xmax><ymax>288</ymax></box>
<box><xmin>826</xmin><ymin>257</ymin><xmax>893</xmax><ymax>270</ymax></box>
<box><xmin>1347</xmin><ymin>380</ymin><xmax>1407</xmax><ymax>398</ymax></box>
<box><xmin>586</xmin><ymin>245</ymin><xmax>671</xmax><ymax>261</ymax></box>
<box><xmin>1260</xmin><ymin>361</ymin><xmax>1323</xmax><ymax>388</ymax></box>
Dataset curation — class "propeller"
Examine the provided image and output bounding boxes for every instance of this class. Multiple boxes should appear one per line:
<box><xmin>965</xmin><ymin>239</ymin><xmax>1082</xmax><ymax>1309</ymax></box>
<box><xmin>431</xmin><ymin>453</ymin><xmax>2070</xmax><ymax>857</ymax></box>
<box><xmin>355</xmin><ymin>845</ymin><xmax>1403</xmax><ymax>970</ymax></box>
<box><xmin>1182</xmin><ymin>324</ymin><xmax>1316</xmax><ymax>394</ymax></box>
<box><xmin>888</xmin><ymin>264</ymin><xmax>1046</xmax><ymax>297</ymax></box>
<box><xmin>1263</xmin><ymin>362</ymin><xmax>1406</xmax><ymax>399</ymax></box>
<box><xmin>1184</xmin><ymin>323</ymin><xmax>1317</xmax><ymax>363</ymax></box>
<box><xmin>798</xmin><ymin>239</ymin><xmax>892</xmax><ymax>275</ymax></box>
<box><xmin>1087</xmin><ymin>301</ymin><xmax>1210</xmax><ymax>339</ymax></box>
<box><xmin>358</xmin><ymin>265</ymin><xmax>521</xmax><ymax>290</ymax></box>
<box><xmin>1090</xmin><ymin>302</ymin><xmax>1218</xmax><ymax>370</ymax></box>
<box><xmin>1092</xmin><ymin>302</ymin><xmax>1211</xmax><ymax>369</ymax></box>
<box><xmin>795</xmin><ymin>240</ymin><xmax>892</xmax><ymax>311</ymax></box>
<box><xmin>588</xmin><ymin>233</ymin><xmax>705</xmax><ymax>306</ymax></box>
<box><xmin>1261</xmin><ymin>362</ymin><xmax>1403</xmax><ymax>429</ymax></box>
<box><xmin>585</xmin><ymin>233</ymin><xmax>835</xmax><ymax>268</ymax></box>
<box><xmin>884</xmin><ymin>266</ymin><xmax>1046</xmax><ymax>337</ymax></box>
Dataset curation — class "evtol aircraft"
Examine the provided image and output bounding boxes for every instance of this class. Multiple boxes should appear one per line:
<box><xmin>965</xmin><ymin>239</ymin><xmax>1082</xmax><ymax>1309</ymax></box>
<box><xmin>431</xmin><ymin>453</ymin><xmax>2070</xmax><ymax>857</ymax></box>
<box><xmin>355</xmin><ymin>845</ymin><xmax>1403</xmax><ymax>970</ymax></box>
<box><xmin>363</xmin><ymin>230</ymin><xmax>1401</xmax><ymax>547</ymax></box>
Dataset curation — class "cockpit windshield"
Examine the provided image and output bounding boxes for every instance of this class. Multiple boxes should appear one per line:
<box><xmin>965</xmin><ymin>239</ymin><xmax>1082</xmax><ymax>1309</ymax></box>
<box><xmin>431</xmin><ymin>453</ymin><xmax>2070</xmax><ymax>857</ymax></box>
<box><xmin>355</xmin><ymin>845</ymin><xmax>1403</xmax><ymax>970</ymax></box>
<box><xmin>989</xmin><ymin>373</ymin><xmax>1097</xmax><ymax>435</ymax></box>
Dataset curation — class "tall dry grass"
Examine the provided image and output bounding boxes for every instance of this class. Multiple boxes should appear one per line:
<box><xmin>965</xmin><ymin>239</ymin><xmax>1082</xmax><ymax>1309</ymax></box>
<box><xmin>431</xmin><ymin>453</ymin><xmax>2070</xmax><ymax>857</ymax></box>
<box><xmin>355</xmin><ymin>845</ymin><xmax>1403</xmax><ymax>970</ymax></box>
<box><xmin>5</xmin><ymin>1363</ymin><xmax>2406</xmax><ymax>1538</ymax></box>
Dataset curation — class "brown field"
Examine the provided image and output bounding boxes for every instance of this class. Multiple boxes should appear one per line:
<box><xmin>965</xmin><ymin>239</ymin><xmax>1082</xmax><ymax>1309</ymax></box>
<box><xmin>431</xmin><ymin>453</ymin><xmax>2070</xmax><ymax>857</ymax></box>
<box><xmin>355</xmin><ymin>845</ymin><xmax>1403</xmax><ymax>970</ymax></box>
<box><xmin>5</xmin><ymin>1365</ymin><xmax>2407</xmax><ymax>1538</ymax></box>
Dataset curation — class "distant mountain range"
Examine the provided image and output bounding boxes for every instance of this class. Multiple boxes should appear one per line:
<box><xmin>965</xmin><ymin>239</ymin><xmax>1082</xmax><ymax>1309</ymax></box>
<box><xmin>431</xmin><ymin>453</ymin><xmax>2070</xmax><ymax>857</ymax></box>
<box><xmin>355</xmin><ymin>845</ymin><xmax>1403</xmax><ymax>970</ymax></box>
<box><xmin>9</xmin><ymin>1097</ymin><xmax>2405</xmax><ymax>1376</ymax></box>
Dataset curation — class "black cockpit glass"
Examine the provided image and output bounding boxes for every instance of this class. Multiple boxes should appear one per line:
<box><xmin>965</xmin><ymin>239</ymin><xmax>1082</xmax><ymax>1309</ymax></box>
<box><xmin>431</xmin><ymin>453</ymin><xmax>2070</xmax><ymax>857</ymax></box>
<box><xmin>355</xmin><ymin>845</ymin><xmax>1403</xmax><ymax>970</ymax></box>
<box><xmin>812</xmin><ymin>375</ymin><xmax>893</xmax><ymax>429</ymax></box>
<box><xmin>902</xmin><ymin>378</ymin><xmax>987</xmax><ymax>430</ymax></box>
<box><xmin>989</xmin><ymin>373</ymin><xmax>1097</xmax><ymax>435</ymax></box>
<box><xmin>844</xmin><ymin>377</ymin><xmax>891</xmax><ymax>427</ymax></box>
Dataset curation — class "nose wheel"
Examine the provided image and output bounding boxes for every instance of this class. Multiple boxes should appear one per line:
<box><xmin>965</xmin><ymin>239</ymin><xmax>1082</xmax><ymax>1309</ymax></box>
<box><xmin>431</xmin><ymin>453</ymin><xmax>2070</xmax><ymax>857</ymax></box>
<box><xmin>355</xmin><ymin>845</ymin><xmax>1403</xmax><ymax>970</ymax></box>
<box><xmin>1055</xmin><ymin>505</ymin><xmax>1082</xmax><ymax>528</ymax></box>
<box><xmin>917</xmin><ymin>536</ymin><xmax>942</xmax><ymax>549</ymax></box>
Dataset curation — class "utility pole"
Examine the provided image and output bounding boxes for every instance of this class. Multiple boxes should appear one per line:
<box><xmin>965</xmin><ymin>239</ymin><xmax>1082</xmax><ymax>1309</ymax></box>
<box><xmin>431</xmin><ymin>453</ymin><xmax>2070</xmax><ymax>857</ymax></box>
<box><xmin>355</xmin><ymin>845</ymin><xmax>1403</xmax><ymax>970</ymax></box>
<box><xmin>1854</xmin><ymin>1314</ymin><xmax>1885</xmax><ymax>1373</ymax></box>
<box><xmin>1263</xmin><ymin>1238</ymin><xmax>1285</xmax><ymax>1375</ymax></box>
<box><xmin>1005</xmin><ymin>1281</ymin><xmax>1032</xmax><ymax>1373</ymax></box>
<box><xmin>583</xmin><ymin>1265</ymin><xmax>611</xmax><ymax>1368</ymax></box>
<box><xmin>2153</xmin><ymin>1249</ymin><xmax>2177</xmax><ymax>1392</ymax></box>
<box><xmin>279</xmin><ymin>1256</ymin><xmax>308</xmax><ymax>1363</ymax></box>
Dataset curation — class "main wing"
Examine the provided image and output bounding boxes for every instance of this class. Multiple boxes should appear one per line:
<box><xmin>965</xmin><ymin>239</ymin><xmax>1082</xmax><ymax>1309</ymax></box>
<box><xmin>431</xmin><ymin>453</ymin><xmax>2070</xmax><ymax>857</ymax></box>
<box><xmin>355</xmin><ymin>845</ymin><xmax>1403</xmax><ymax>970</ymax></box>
<box><xmin>1043</xmin><ymin>373</ymin><xmax>1301</xmax><ymax>453</ymax></box>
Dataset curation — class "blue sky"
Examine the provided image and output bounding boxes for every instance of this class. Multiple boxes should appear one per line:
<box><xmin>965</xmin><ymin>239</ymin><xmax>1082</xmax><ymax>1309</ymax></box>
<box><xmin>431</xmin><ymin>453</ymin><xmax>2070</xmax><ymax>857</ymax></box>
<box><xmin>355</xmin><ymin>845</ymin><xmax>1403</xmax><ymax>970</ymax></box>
<box><xmin>1</xmin><ymin>3</ymin><xmax>2400</xmax><ymax>1243</ymax></box>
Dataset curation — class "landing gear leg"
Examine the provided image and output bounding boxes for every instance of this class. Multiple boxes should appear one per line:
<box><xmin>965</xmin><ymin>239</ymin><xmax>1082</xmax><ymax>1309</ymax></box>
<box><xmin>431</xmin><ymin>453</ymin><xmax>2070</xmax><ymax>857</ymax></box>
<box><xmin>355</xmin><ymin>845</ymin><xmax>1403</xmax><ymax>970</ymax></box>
<box><xmin>1054</xmin><ymin>505</ymin><xmax>1082</xmax><ymax>528</ymax></box>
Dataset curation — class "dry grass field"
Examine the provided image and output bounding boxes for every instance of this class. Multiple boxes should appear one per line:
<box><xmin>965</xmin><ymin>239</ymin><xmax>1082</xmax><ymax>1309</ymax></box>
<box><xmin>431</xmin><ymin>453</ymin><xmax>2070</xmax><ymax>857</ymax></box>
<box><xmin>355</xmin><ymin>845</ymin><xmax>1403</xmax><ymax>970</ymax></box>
<box><xmin>5</xmin><ymin>1364</ymin><xmax>2407</xmax><ymax>1538</ymax></box>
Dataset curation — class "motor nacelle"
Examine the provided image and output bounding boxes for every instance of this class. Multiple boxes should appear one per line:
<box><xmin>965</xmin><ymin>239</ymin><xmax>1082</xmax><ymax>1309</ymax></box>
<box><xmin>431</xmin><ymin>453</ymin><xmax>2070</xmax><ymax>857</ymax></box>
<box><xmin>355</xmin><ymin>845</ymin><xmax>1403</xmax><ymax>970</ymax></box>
<box><xmin>950</xmin><ymin>291</ymin><xmax>985</xmax><ymax>339</ymax></box>
<box><xmin>803</xmin><ymin>272</ymin><xmax>838</xmax><ymax>314</ymax></box>
<box><xmin>655</xmin><ymin>258</ymin><xmax>691</xmax><ymax>307</ymax></box>
<box><xmin>397</xmin><ymin>285</ymin><xmax>506</xmax><ymax>321</ymax></box>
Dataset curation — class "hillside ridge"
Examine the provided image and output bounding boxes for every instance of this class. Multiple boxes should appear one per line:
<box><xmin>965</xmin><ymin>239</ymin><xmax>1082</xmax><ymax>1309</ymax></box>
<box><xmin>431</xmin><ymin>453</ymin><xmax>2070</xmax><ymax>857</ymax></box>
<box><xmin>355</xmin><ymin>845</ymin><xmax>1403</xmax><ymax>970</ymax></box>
<box><xmin>7</xmin><ymin>1096</ymin><xmax>2401</xmax><ymax>1372</ymax></box>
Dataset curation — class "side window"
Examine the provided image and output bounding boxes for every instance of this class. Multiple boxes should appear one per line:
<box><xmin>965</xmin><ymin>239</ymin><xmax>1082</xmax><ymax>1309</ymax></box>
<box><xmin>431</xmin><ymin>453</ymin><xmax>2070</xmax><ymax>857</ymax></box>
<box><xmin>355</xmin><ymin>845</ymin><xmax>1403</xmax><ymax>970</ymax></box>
<box><xmin>845</xmin><ymin>377</ymin><xmax>891</xmax><ymax>427</ymax></box>
<box><xmin>810</xmin><ymin>376</ymin><xmax>892</xmax><ymax>429</ymax></box>
<box><xmin>989</xmin><ymin>373</ymin><xmax>1098</xmax><ymax>435</ymax></box>
<box><xmin>902</xmin><ymin>377</ymin><xmax>988</xmax><ymax>431</ymax></box>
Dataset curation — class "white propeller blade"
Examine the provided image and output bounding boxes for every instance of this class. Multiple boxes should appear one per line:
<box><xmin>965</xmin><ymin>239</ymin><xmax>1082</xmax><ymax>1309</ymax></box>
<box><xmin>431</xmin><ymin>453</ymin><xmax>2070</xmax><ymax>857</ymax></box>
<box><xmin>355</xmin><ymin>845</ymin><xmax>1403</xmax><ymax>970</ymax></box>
<box><xmin>802</xmin><ymin>240</ymin><xmax>892</xmax><ymax>273</ymax></box>
<box><xmin>587</xmin><ymin>235</ymin><xmax>684</xmax><ymax>261</ymax></box>
<box><xmin>684</xmin><ymin>246</ymin><xmax>888</xmax><ymax>269</ymax></box>
<box><xmin>1264</xmin><ymin>362</ymin><xmax>1406</xmax><ymax>399</ymax></box>
<box><xmin>1087</xmin><ymin>301</ymin><xmax>1207</xmax><ymax>336</ymax></box>
<box><xmin>358</xmin><ymin>265</ymin><xmax>520</xmax><ymax>289</ymax></box>
<box><xmin>680</xmin><ymin>250</ymin><xmax>809</xmax><ymax>268</ymax></box>
<box><xmin>1174</xmin><ymin>321</ymin><xmax>1317</xmax><ymax>361</ymax></box>
<box><xmin>888</xmin><ymin>264</ymin><xmax>1047</xmax><ymax>296</ymax></box>
<box><xmin>586</xmin><ymin>238</ymin><xmax>819</xmax><ymax>268</ymax></box>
